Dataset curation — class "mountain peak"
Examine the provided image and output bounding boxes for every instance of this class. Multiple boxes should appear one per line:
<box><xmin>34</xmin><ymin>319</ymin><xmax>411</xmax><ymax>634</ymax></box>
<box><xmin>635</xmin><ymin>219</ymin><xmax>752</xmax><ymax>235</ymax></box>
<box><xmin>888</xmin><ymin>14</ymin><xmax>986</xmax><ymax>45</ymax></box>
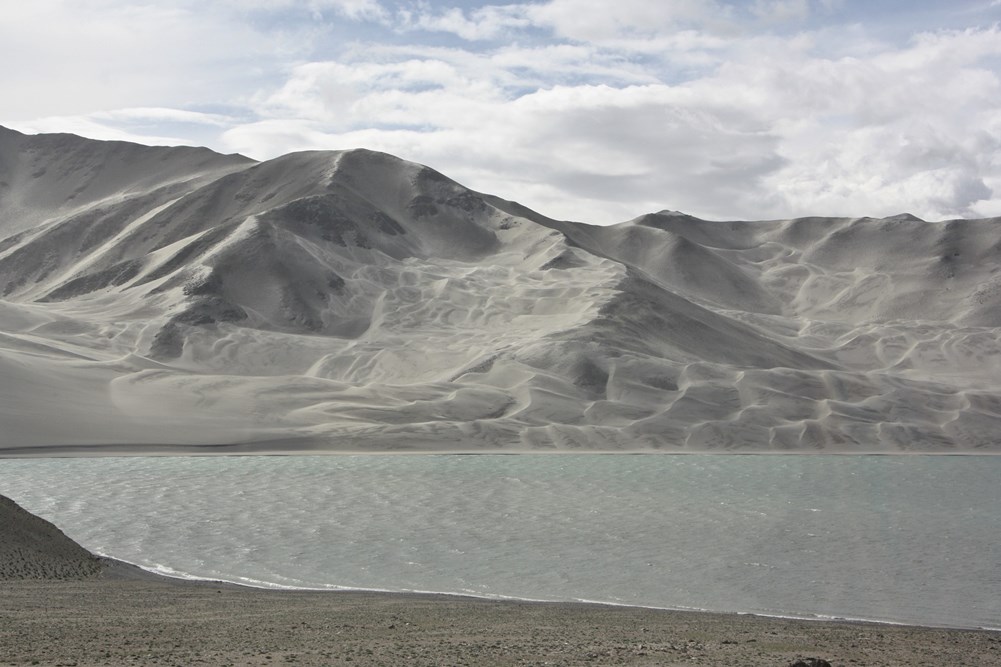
<box><xmin>1</xmin><ymin>130</ymin><xmax>1001</xmax><ymax>454</ymax></box>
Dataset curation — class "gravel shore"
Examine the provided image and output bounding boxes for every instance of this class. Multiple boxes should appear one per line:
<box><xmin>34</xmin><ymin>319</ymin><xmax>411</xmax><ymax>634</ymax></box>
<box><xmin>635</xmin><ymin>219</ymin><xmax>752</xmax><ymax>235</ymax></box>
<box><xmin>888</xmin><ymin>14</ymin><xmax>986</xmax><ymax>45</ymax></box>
<box><xmin>3</xmin><ymin>492</ymin><xmax>999</xmax><ymax>666</ymax></box>
<box><xmin>2</xmin><ymin>572</ymin><xmax>1000</xmax><ymax>667</ymax></box>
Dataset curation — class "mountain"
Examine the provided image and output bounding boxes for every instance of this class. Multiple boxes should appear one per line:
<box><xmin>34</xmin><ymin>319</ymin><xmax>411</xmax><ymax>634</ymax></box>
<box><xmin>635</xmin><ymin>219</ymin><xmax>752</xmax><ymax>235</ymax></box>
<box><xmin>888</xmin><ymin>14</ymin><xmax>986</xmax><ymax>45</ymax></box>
<box><xmin>1</xmin><ymin>125</ymin><xmax>1000</xmax><ymax>454</ymax></box>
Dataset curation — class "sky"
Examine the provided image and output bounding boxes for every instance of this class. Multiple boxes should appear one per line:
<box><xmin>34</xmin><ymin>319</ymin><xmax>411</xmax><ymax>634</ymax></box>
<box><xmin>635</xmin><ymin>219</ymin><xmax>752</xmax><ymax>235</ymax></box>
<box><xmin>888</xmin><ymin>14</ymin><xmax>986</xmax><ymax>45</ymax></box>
<box><xmin>3</xmin><ymin>0</ymin><xmax>1001</xmax><ymax>224</ymax></box>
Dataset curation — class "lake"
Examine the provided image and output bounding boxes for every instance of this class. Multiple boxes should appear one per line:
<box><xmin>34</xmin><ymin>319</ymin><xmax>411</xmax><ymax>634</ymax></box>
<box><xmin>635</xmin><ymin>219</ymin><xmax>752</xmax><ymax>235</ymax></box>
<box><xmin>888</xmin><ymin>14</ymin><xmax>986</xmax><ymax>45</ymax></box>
<box><xmin>2</xmin><ymin>454</ymin><xmax>998</xmax><ymax>629</ymax></box>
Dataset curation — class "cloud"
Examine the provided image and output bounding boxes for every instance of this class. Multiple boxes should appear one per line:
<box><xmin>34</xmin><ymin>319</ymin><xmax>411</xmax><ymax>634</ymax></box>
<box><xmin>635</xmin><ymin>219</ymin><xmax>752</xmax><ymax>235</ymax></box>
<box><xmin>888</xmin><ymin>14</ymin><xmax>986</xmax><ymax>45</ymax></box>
<box><xmin>4</xmin><ymin>107</ymin><xmax>245</xmax><ymax>151</ymax></box>
<box><xmin>90</xmin><ymin>108</ymin><xmax>237</xmax><ymax>126</ymax></box>
<box><xmin>4</xmin><ymin>1</ymin><xmax>1001</xmax><ymax>223</ymax></box>
<box><xmin>308</xmin><ymin>0</ymin><xmax>388</xmax><ymax>21</ymax></box>
<box><xmin>524</xmin><ymin>0</ymin><xmax>732</xmax><ymax>42</ymax></box>
<box><xmin>396</xmin><ymin>3</ymin><xmax>532</xmax><ymax>40</ymax></box>
<box><xmin>217</xmin><ymin>0</ymin><xmax>389</xmax><ymax>21</ymax></box>
<box><xmin>398</xmin><ymin>0</ymin><xmax>736</xmax><ymax>44</ymax></box>
<box><xmin>724</xmin><ymin>26</ymin><xmax>1001</xmax><ymax>219</ymax></box>
<box><xmin>227</xmin><ymin>62</ymin><xmax>789</xmax><ymax>222</ymax></box>
<box><xmin>225</xmin><ymin>21</ymin><xmax>1001</xmax><ymax>222</ymax></box>
<box><xmin>751</xmin><ymin>0</ymin><xmax>811</xmax><ymax>23</ymax></box>
<box><xmin>6</xmin><ymin>116</ymin><xmax>197</xmax><ymax>148</ymax></box>
<box><xmin>0</xmin><ymin>2</ymin><xmax>278</xmax><ymax>120</ymax></box>
<box><xmin>0</xmin><ymin>0</ymin><xmax>389</xmax><ymax>122</ymax></box>
<box><xmin>397</xmin><ymin>0</ymin><xmax>843</xmax><ymax>45</ymax></box>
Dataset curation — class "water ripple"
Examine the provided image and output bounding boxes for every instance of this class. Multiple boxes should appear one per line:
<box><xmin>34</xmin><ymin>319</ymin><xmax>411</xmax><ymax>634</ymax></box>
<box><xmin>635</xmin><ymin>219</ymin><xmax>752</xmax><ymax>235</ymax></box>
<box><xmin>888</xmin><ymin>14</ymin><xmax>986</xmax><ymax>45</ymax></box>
<box><xmin>1</xmin><ymin>455</ymin><xmax>999</xmax><ymax>629</ymax></box>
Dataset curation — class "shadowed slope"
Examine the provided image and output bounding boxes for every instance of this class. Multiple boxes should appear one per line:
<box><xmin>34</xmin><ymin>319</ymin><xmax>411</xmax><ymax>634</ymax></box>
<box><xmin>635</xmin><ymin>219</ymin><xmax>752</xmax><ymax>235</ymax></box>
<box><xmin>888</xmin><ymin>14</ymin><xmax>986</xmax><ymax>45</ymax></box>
<box><xmin>0</xmin><ymin>125</ymin><xmax>252</xmax><ymax>237</ymax></box>
<box><xmin>0</xmin><ymin>493</ymin><xmax>102</xmax><ymax>579</ymax></box>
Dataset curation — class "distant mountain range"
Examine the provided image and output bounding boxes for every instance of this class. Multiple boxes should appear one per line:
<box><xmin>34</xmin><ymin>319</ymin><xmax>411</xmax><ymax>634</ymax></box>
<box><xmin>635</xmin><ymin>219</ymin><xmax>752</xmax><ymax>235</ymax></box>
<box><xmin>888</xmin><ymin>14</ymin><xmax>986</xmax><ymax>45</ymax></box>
<box><xmin>2</xmin><ymin>125</ymin><xmax>999</xmax><ymax>454</ymax></box>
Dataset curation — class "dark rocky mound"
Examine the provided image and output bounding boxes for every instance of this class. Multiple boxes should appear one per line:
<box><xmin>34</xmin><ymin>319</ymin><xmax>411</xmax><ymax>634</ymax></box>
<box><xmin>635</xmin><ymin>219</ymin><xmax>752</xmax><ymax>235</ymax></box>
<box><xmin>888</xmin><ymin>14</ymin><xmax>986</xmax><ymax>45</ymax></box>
<box><xmin>0</xmin><ymin>493</ymin><xmax>102</xmax><ymax>579</ymax></box>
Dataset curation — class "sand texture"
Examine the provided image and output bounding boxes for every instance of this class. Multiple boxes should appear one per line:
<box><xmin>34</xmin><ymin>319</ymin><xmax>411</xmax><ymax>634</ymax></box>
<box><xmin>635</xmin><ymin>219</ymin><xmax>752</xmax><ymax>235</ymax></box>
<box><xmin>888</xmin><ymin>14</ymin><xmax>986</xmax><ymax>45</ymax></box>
<box><xmin>3</xmin><ymin>580</ymin><xmax>1001</xmax><ymax>667</ymax></box>
<box><xmin>0</xmin><ymin>493</ymin><xmax>102</xmax><ymax>580</ymax></box>
<box><xmin>2</xmin><ymin>125</ymin><xmax>1001</xmax><ymax>453</ymax></box>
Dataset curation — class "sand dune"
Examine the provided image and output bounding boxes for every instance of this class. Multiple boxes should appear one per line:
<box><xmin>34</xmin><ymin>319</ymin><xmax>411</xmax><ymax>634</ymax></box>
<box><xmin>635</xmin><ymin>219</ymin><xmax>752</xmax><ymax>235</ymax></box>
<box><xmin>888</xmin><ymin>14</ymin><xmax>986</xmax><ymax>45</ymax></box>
<box><xmin>1</xmin><ymin>125</ymin><xmax>1000</xmax><ymax>453</ymax></box>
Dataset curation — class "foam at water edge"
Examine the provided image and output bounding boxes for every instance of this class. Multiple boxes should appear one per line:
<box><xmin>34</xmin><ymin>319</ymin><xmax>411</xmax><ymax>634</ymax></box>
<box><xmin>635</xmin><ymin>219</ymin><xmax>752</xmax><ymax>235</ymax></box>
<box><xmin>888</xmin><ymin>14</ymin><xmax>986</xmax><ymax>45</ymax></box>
<box><xmin>101</xmin><ymin>552</ymin><xmax>1001</xmax><ymax>631</ymax></box>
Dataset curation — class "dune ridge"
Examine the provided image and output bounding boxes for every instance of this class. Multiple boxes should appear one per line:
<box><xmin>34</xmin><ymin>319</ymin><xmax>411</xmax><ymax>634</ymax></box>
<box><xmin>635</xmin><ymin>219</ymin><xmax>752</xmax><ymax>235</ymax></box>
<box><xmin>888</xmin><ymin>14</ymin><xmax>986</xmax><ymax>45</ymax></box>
<box><xmin>1</xmin><ymin>125</ymin><xmax>1000</xmax><ymax>453</ymax></box>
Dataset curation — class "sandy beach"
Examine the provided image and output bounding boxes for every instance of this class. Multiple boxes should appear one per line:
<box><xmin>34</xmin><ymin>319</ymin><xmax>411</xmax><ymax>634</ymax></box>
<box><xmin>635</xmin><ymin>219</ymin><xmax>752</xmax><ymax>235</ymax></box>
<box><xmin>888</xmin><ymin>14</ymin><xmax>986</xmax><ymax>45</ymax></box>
<box><xmin>2</xmin><ymin>567</ymin><xmax>1000</xmax><ymax>667</ymax></box>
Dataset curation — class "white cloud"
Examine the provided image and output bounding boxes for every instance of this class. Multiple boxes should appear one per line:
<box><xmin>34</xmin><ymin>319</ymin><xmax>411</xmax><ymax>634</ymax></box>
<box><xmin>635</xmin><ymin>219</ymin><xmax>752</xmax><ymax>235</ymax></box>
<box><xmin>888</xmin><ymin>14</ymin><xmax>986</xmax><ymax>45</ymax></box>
<box><xmin>4</xmin><ymin>2</ymin><xmax>1001</xmax><ymax>223</ymax></box>
<box><xmin>224</xmin><ymin>22</ymin><xmax>1001</xmax><ymax>222</ymax></box>
<box><xmin>5</xmin><ymin>107</ymin><xmax>241</xmax><ymax>152</ymax></box>
<box><xmin>219</xmin><ymin>0</ymin><xmax>388</xmax><ymax>21</ymax></box>
<box><xmin>397</xmin><ymin>3</ymin><xmax>531</xmax><ymax>40</ymax></box>
<box><xmin>311</xmin><ymin>0</ymin><xmax>387</xmax><ymax>20</ymax></box>
<box><xmin>0</xmin><ymin>1</ymin><xmax>278</xmax><ymax>120</ymax></box>
<box><xmin>725</xmin><ymin>27</ymin><xmax>1001</xmax><ymax>219</ymax></box>
<box><xmin>751</xmin><ymin>0</ymin><xmax>811</xmax><ymax>23</ymax></box>
<box><xmin>0</xmin><ymin>0</ymin><xmax>389</xmax><ymax>122</ymax></box>
<box><xmin>396</xmin><ymin>0</ymin><xmax>738</xmax><ymax>44</ymax></box>
<box><xmin>90</xmin><ymin>108</ymin><xmax>237</xmax><ymax>126</ymax></box>
<box><xmin>5</xmin><ymin>116</ymin><xmax>198</xmax><ymax>148</ymax></box>
<box><xmin>226</xmin><ymin>69</ymin><xmax>787</xmax><ymax>221</ymax></box>
<box><xmin>524</xmin><ymin>0</ymin><xmax>732</xmax><ymax>42</ymax></box>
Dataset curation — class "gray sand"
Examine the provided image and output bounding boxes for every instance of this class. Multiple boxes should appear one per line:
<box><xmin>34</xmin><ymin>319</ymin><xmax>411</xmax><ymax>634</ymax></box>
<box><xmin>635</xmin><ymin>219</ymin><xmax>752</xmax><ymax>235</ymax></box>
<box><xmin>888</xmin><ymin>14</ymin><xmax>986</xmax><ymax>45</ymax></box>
<box><xmin>2</xmin><ymin>579</ymin><xmax>999</xmax><ymax>666</ymax></box>
<box><xmin>4</xmin><ymin>126</ymin><xmax>1001</xmax><ymax>454</ymax></box>
<box><xmin>0</xmin><ymin>493</ymin><xmax>102</xmax><ymax>580</ymax></box>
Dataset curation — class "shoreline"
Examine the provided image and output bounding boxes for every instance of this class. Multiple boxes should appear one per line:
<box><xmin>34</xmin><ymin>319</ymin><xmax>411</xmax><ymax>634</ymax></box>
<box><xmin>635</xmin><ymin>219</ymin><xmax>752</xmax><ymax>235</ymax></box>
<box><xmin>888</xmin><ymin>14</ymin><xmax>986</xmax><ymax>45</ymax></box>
<box><xmin>4</xmin><ymin>447</ymin><xmax>1001</xmax><ymax>458</ymax></box>
<box><xmin>105</xmin><ymin>554</ymin><xmax>1001</xmax><ymax>633</ymax></box>
<box><xmin>6</xmin><ymin>455</ymin><xmax>1000</xmax><ymax>636</ymax></box>
<box><xmin>3</xmin><ymin>495</ymin><xmax>999</xmax><ymax>666</ymax></box>
<box><xmin>3</xmin><ymin>571</ymin><xmax>999</xmax><ymax>667</ymax></box>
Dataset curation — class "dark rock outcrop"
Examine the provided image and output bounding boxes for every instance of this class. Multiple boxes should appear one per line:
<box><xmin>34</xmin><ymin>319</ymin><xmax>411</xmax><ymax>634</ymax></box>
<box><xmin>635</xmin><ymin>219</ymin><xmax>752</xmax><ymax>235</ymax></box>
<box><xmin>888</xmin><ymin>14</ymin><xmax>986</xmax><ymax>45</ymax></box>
<box><xmin>789</xmin><ymin>658</ymin><xmax>833</xmax><ymax>667</ymax></box>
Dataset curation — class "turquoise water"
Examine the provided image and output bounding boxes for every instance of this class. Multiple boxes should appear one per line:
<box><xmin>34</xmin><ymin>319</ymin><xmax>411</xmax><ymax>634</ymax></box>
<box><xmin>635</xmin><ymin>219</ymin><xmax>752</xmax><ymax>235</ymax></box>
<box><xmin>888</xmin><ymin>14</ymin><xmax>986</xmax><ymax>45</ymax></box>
<box><xmin>2</xmin><ymin>455</ymin><xmax>999</xmax><ymax>629</ymax></box>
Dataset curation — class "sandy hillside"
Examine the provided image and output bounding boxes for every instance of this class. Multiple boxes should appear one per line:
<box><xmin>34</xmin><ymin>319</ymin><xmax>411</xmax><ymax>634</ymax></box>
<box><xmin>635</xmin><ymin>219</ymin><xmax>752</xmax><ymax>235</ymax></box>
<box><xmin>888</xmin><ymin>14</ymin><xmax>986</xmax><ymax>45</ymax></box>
<box><xmin>0</xmin><ymin>493</ymin><xmax>102</xmax><ymax>579</ymax></box>
<box><xmin>1</xmin><ymin>125</ymin><xmax>1000</xmax><ymax>453</ymax></box>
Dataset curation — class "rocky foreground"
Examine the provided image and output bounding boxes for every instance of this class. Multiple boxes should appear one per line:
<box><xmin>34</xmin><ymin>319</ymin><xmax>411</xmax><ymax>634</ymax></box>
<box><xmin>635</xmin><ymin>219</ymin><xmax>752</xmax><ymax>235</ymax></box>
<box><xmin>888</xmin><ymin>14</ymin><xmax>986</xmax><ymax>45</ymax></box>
<box><xmin>2</xmin><ymin>579</ymin><xmax>1000</xmax><ymax>667</ymax></box>
<box><xmin>1</xmin><ymin>494</ymin><xmax>999</xmax><ymax>666</ymax></box>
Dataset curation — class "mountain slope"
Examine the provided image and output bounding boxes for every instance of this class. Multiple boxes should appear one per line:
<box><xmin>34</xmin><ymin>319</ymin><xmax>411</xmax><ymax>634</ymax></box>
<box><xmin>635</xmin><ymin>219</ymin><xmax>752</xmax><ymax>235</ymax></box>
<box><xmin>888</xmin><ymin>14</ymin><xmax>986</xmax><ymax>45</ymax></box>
<box><xmin>1</xmin><ymin>126</ymin><xmax>1000</xmax><ymax>453</ymax></box>
<box><xmin>0</xmin><ymin>493</ymin><xmax>102</xmax><ymax>579</ymax></box>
